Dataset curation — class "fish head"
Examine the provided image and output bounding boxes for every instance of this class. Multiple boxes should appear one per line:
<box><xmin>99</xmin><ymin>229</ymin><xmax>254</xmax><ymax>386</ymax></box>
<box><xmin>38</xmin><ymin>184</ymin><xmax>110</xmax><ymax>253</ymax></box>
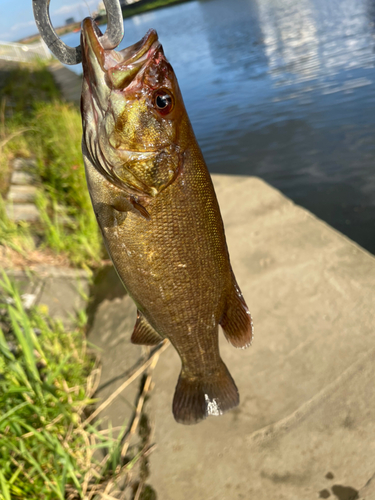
<box><xmin>81</xmin><ymin>18</ymin><xmax>191</xmax><ymax>204</ymax></box>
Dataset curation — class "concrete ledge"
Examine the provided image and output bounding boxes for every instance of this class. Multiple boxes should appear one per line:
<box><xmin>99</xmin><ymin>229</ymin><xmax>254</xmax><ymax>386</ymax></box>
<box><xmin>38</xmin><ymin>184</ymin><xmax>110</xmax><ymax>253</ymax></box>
<box><xmin>147</xmin><ymin>175</ymin><xmax>375</xmax><ymax>499</ymax></box>
<box><xmin>7</xmin><ymin>265</ymin><xmax>90</xmax><ymax>326</ymax></box>
<box><xmin>48</xmin><ymin>62</ymin><xmax>82</xmax><ymax>105</ymax></box>
<box><xmin>85</xmin><ymin>175</ymin><xmax>375</xmax><ymax>499</ymax></box>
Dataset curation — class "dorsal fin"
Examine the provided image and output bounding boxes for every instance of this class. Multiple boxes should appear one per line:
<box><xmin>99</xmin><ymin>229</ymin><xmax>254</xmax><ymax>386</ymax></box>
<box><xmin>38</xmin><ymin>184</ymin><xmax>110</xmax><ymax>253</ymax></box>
<box><xmin>219</xmin><ymin>271</ymin><xmax>253</xmax><ymax>349</ymax></box>
<box><xmin>131</xmin><ymin>311</ymin><xmax>163</xmax><ymax>346</ymax></box>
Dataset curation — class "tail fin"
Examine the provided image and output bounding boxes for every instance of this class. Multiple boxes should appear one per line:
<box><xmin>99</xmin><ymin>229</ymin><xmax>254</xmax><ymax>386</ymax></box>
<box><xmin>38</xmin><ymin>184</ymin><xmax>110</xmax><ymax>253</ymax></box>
<box><xmin>220</xmin><ymin>271</ymin><xmax>253</xmax><ymax>349</ymax></box>
<box><xmin>172</xmin><ymin>360</ymin><xmax>239</xmax><ymax>425</ymax></box>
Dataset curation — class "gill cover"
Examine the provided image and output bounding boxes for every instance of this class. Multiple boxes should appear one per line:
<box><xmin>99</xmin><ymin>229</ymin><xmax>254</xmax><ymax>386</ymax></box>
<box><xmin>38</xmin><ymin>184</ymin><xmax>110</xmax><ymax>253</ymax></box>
<box><xmin>80</xmin><ymin>18</ymin><xmax>183</xmax><ymax>214</ymax></box>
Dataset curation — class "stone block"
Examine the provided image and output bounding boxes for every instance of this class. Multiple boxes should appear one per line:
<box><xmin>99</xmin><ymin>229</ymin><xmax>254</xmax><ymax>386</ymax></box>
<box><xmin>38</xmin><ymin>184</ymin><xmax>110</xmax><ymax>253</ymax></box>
<box><xmin>5</xmin><ymin>202</ymin><xmax>39</xmax><ymax>222</ymax></box>
<box><xmin>11</xmin><ymin>171</ymin><xmax>35</xmax><ymax>185</ymax></box>
<box><xmin>7</xmin><ymin>185</ymin><xmax>37</xmax><ymax>203</ymax></box>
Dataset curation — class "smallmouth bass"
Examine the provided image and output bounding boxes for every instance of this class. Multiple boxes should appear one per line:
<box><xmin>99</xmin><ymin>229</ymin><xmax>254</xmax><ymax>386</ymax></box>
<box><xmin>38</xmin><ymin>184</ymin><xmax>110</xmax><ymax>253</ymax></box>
<box><xmin>80</xmin><ymin>18</ymin><xmax>253</xmax><ymax>424</ymax></box>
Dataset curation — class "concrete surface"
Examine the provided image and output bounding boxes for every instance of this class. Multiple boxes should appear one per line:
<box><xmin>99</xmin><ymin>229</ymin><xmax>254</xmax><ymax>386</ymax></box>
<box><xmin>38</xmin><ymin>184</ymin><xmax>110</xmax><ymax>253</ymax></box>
<box><xmin>5</xmin><ymin>203</ymin><xmax>40</xmax><ymax>222</ymax></box>
<box><xmin>5</xmin><ymin>158</ymin><xmax>40</xmax><ymax>222</ymax></box>
<box><xmin>4</xmin><ymin>59</ymin><xmax>375</xmax><ymax>499</ymax></box>
<box><xmin>8</xmin><ymin>265</ymin><xmax>90</xmax><ymax>326</ymax></box>
<box><xmin>358</xmin><ymin>473</ymin><xmax>375</xmax><ymax>499</ymax></box>
<box><xmin>7</xmin><ymin>185</ymin><xmax>37</xmax><ymax>203</ymax></box>
<box><xmin>147</xmin><ymin>175</ymin><xmax>375</xmax><ymax>500</ymax></box>
<box><xmin>88</xmin><ymin>265</ymin><xmax>143</xmax><ymax>429</ymax></box>
<box><xmin>48</xmin><ymin>62</ymin><xmax>82</xmax><ymax>105</ymax></box>
<box><xmin>87</xmin><ymin>175</ymin><xmax>375</xmax><ymax>500</ymax></box>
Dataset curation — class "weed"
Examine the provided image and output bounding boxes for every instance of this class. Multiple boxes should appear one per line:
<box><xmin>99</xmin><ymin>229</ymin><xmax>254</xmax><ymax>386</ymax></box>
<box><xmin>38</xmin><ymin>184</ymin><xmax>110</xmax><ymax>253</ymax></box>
<box><xmin>0</xmin><ymin>64</ymin><xmax>102</xmax><ymax>267</ymax></box>
<box><xmin>0</xmin><ymin>272</ymin><xmax>94</xmax><ymax>498</ymax></box>
<box><xmin>0</xmin><ymin>197</ymin><xmax>34</xmax><ymax>256</ymax></box>
<box><xmin>0</xmin><ymin>274</ymin><xmax>165</xmax><ymax>499</ymax></box>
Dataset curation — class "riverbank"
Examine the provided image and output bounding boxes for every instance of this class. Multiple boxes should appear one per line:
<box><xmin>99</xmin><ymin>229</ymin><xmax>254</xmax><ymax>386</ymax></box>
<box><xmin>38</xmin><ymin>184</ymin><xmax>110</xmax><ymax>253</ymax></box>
<box><xmin>0</xmin><ymin>60</ymin><xmax>154</xmax><ymax>499</ymax></box>
<box><xmin>50</xmin><ymin>62</ymin><xmax>375</xmax><ymax>499</ymax></box>
<box><xmin>2</xmin><ymin>60</ymin><xmax>375</xmax><ymax>499</ymax></box>
<box><xmin>18</xmin><ymin>0</ymin><xmax>193</xmax><ymax>44</ymax></box>
<box><xmin>0</xmin><ymin>60</ymin><xmax>102</xmax><ymax>268</ymax></box>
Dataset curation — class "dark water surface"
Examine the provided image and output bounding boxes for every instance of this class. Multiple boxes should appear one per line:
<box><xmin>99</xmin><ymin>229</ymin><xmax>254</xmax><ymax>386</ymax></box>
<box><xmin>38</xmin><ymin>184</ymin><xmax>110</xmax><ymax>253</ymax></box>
<box><xmin>62</xmin><ymin>0</ymin><xmax>375</xmax><ymax>253</ymax></box>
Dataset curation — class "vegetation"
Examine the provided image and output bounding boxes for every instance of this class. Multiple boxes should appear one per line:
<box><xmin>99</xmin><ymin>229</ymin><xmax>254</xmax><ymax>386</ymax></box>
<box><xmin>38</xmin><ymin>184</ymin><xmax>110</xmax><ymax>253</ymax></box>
<box><xmin>122</xmin><ymin>0</ymin><xmax>192</xmax><ymax>18</ymax></box>
<box><xmin>20</xmin><ymin>0</ymin><xmax>192</xmax><ymax>44</ymax></box>
<box><xmin>0</xmin><ymin>273</ymin><xmax>165</xmax><ymax>499</ymax></box>
<box><xmin>0</xmin><ymin>272</ymin><xmax>145</xmax><ymax>499</ymax></box>
<box><xmin>95</xmin><ymin>0</ymin><xmax>192</xmax><ymax>24</ymax></box>
<box><xmin>0</xmin><ymin>58</ymin><xmax>163</xmax><ymax>500</ymax></box>
<box><xmin>0</xmin><ymin>61</ymin><xmax>102</xmax><ymax>268</ymax></box>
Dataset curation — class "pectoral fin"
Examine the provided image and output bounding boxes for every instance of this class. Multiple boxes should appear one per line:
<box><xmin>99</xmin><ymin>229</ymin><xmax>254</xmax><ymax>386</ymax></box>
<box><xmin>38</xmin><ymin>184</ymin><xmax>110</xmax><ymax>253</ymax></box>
<box><xmin>131</xmin><ymin>311</ymin><xmax>163</xmax><ymax>346</ymax></box>
<box><xmin>110</xmin><ymin>196</ymin><xmax>150</xmax><ymax>220</ymax></box>
<box><xmin>220</xmin><ymin>272</ymin><xmax>253</xmax><ymax>349</ymax></box>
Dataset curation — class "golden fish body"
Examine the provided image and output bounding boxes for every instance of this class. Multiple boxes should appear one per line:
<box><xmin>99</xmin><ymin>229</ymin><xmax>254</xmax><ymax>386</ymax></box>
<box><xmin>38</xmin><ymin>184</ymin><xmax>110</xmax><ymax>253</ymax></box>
<box><xmin>81</xmin><ymin>18</ymin><xmax>253</xmax><ymax>424</ymax></box>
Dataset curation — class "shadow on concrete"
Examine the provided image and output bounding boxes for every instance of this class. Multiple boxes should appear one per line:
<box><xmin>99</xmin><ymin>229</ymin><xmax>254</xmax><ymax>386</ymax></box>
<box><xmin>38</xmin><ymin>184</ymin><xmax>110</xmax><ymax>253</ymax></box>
<box><xmin>86</xmin><ymin>264</ymin><xmax>126</xmax><ymax>331</ymax></box>
<box><xmin>331</xmin><ymin>484</ymin><xmax>359</xmax><ymax>500</ymax></box>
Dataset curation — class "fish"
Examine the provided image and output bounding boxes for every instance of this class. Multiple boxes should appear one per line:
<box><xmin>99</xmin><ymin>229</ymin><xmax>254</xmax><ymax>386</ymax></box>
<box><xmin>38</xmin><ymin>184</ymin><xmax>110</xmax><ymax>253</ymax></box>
<box><xmin>80</xmin><ymin>18</ymin><xmax>253</xmax><ymax>425</ymax></box>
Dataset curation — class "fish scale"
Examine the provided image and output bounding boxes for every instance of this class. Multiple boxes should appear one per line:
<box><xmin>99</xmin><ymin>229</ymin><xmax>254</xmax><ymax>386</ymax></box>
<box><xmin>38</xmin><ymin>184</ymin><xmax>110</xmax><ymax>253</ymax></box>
<box><xmin>81</xmin><ymin>17</ymin><xmax>253</xmax><ymax>424</ymax></box>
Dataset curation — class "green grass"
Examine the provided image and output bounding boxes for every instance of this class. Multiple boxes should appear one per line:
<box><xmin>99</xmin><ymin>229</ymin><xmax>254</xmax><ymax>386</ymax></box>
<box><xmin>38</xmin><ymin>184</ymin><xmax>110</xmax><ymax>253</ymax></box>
<box><xmin>0</xmin><ymin>197</ymin><xmax>35</xmax><ymax>257</ymax></box>
<box><xmin>0</xmin><ymin>60</ymin><xmax>59</xmax><ymax>116</ymax></box>
<box><xmin>30</xmin><ymin>101</ymin><xmax>103</xmax><ymax>267</ymax></box>
<box><xmin>0</xmin><ymin>272</ymin><xmax>92</xmax><ymax>498</ymax></box>
<box><xmin>96</xmin><ymin>0</ymin><xmax>192</xmax><ymax>22</ymax></box>
<box><xmin>0</xmin><ymin>63</ymin><xmax>102</xmax><ymax>268</ymax></box>
<box><xmin>0</xmin><ymin>273</ymin><xmax>136</xmax><ymax>499</ymax></box>
<box><xmin>122</xmin><ymin>0</ymin><xmax>192</xmax><ymax>18</ymax></box>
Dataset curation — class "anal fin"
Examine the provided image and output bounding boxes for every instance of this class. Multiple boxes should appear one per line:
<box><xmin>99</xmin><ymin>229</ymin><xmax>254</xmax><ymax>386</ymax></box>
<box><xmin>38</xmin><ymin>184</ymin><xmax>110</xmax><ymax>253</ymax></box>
<box><xmin>220</xmin><ymin>272</ymin><xmax>253</xmax><ymax>349</ymax></box>
<box><xmin>131</xmin><ymin>311</ymin><xmax>163</xmax><ymax>346</ymax></box>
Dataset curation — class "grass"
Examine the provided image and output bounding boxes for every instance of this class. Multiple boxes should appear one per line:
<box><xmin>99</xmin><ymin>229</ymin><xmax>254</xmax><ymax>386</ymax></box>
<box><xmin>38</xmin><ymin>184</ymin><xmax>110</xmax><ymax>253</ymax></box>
<box><xmin>121</xmin><ymin>0</ymin><xmax>193</xmax><ymax>18</ymax></box>
<box><xmin>30</xmin><ymin>101</ymin><xmax>102</xmax><ymax>267</ymax></box>
<box><xmin>0</xmin><ymin>61</ymin><xmax>102</xmax><ymax>268</ymax></box>
<box><xmin>0</xmin><ymin>271</ymin><xmax>95</xmax><ymax>499</ymax></box>
<box><xmin>95</xmin><ymin>0</ymin><xmax>193</xmax><ymax>23</ymax></box>
<box><xmin>0</xmin><ymin>60</ymin><xmax>166</xmax><ymax>500</ymax></box>
<box><xmin>0</xmin><ymin>196</ymin><xmax>35</xmax><ymax>257</ymax></box>
<box><xmin>0</xmin><ymin>272</ymin><xmax>165</xmax><ymax>499</ymax></box>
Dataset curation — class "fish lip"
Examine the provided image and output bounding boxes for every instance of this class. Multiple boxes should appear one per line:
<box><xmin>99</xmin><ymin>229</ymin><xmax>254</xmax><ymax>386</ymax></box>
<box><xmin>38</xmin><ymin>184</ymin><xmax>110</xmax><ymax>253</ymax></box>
<box><xmin>81</xmin><ymin>17</ymin><xmax>160</xmax><ymax>75</ymax></box>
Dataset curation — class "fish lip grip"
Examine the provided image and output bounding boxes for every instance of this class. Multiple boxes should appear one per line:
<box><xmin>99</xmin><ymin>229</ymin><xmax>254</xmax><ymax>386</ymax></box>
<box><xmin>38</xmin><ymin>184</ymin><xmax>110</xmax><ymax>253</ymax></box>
<box><xmin>32</xmin><ymin>0</ymin><xmax>124</xmax><ymax>65</ymax></box>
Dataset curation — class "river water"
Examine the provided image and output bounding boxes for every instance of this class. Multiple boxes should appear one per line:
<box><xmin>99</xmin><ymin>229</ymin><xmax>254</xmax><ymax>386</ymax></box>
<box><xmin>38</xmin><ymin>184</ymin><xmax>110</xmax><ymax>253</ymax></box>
<box><xmin>61</xmin><ymin>0</ymin><xmax>375</xmax><ymax>254</ymax></box>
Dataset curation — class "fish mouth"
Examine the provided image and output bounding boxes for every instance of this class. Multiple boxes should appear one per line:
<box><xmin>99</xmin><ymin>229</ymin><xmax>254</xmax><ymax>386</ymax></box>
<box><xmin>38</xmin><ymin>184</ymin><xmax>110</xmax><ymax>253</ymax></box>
<box><xmin>81</xmin><ymin>17</ymin><xmax>160</xmax><ymax>88</ymax></box>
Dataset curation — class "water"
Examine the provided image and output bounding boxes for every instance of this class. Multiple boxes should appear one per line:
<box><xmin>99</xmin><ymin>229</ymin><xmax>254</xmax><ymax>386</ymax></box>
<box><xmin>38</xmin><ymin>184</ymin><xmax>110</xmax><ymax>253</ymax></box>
<box><xmin>61</xmin><ymin>0</ymin><xmax>375</xmax><ymax>253</ymax></box>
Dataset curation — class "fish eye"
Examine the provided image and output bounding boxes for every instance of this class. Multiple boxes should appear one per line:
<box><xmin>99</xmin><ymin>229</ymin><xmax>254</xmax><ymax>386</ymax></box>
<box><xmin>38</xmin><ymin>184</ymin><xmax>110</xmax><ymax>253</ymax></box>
<box><xmin>153</xmin><ymin>90</ymin><xmax>174</xmax><ymax>115</ymax></box>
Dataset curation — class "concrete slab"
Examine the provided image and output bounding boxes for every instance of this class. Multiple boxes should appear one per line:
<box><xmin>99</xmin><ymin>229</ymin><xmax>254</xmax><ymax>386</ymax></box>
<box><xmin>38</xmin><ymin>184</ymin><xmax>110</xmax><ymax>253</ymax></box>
<box><xmin>12</xmin><ymin>158</ymin><xmax>36</xmax><ymax>171</ymax></box>
<box><xmin>87</xmin><ymin>265</ymin><xmax>146</xmax><ymax>462</ymax></box>
<box><xmin>5</xmin><ymin>202</ymin><xmax>39</xmax><ymax>222</ymax></box>
<box><xmin>358</xmin><ymin>473</ymin><xmax>375</xmax><ymax>499</ymax></box>
<box><xmin>48</xmin><ymin>62</ymin><xmax>82</xmax><ymax>105</ymax></box>
<box><xmin>8</xmin><ymin>266</ymin><xmax>90</xmax><ymax>326</ymax></box>
<box><xmin>88</xmin><ymin>292</ymin><xmax>142</xmax><ymax>428</ymax></box>
<box><xmin>10</xmin><ymin>171</ymin><xmax>35</xmax><ymax>185</ymax></box>
<box><xmin>7</xmin><ymin>185</ymin><xmax>37</xmax><ymax>203</ymax></box>
<box><xmin>144</xmin><ymin>175</ymin><xmax>375</xmax><ymax>499</ymax></box>
<box><xmin>86</xmin><ymin>175</ymin><xmax>375</xmax><ymax>499</ymax></box>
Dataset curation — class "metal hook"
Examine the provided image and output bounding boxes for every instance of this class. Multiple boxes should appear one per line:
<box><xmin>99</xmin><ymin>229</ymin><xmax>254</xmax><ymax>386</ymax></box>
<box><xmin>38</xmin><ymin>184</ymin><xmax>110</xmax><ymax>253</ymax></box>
<box><xmin>32</xmin><ymin>0</ymin><xmax>124</xmax><ymax>65</ymax></box>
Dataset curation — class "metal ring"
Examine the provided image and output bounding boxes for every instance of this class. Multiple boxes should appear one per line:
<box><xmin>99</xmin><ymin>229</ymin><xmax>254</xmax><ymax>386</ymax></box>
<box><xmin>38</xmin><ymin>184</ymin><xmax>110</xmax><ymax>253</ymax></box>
<box><xmin>32</xmin><ymin>0</ymin><xmax>124</xmax><ymax>65</ymax></box>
